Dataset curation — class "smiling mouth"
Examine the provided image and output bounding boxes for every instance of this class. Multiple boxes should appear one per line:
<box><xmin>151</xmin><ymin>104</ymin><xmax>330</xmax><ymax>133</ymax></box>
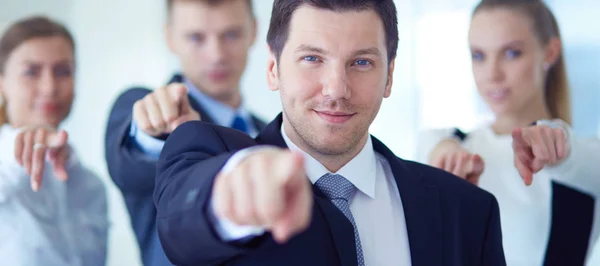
<box><xmin>314</xmin><ymin>110</ymin><xmax>355</xmax><ymax>124</ymax></box>
<box><xmin>38</xmin><ymin>103</ymin><xmax>61</xmax><ymax>113</ymax></box>
<box><xmin>207</xmin><ymin>70</ymin><xmax>230</xmax><ymax>81</ymax></box>
<box><xmin>487</xmin><ymin>88</ymin><xmax>510</xmax><ymax>102</ymax></box>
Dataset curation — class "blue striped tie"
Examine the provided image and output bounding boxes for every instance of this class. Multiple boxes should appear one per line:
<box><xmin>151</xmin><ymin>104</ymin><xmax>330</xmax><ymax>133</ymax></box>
<box><xmin>315</xmin><ymin>173</ymin><xmax>365</xmax><ymax>266</ymax></box>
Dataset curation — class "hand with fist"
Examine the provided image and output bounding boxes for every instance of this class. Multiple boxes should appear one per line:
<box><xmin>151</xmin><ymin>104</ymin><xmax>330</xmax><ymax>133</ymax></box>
<box><xmin>14</xmin><ymin>127</ymin><xmax>70</xmax><ymax>191</ymax></box>
<box><xmin>212</xmin><ymin>148</ymin><xmax>313</xmax><ymax>243</ymax></box>
<box><xmin>429</xmin><ymin>139</ymin><xmax>485</xmax><ymax>185</ymax></box>
<box><xmin>133</xmin><ymin>83</ymin><xmax>200</xmax><ymax>137</ymax></box>
<box><xmin>512</xmin><ymin>122</ymin><xmax>569</xmax><ymax>186</ymax></box>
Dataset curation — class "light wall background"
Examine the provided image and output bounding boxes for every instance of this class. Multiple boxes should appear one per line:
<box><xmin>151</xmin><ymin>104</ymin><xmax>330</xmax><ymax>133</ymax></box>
<box><xmin>1</xmin><ymin>0</ymin><xmax>599</xmax><ymax>265</ymax></box>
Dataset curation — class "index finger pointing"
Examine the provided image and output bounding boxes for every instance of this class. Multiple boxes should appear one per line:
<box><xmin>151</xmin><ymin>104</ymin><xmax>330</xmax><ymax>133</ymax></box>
<box><xmin>14</xmin><ymin>132</ymin><xmax>25</xmax><ymax>165</ymax></box>
<box><xmin>512</xmin><ymin>128</ymin><xmax>531</xmax><ymax>149</ymax></box>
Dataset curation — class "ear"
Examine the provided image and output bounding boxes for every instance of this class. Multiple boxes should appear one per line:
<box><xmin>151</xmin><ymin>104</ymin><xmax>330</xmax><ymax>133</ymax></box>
<box><xmin>384</xmin><ymin>58</ymin><xmax>395</xmax><ymax>98</ymax></box>
<box><xmin>544</xmin><ymin>37</ymin><xmax>561</xmax><ymax>69</ymax></box>
<box><xmin>266</xmin><ymin>45</ymin><xmax>280</xmax><ymax>92</ymax></box>
<box><xmin>164</xmin><ymin>23</ymin><xmax>176</xmax><ymax>53</ymax></box>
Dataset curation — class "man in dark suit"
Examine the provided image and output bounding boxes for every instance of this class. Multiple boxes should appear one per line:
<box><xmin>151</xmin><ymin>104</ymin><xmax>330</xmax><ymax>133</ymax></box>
<box><xmin>104</xmin><ymin>1</ymin><xmax>264</xmax><ymax>265</ymax></box>
<box><xmin>154</xmin><ymin>0</ymin><xmax>506</xmax><ymax>265</ymax></box>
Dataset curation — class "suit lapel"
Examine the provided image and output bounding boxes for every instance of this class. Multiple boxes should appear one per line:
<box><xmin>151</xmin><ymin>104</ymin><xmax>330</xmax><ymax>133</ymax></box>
<box><xmin>257</xmin><ymin>114</ymin><xmax>358</xmax><ymax>266</ymax></box>
<box><xmin>251</xmin><ymin>115</ymin><xmax>268</xmax><ymax>132</ymax></box>
<box><xmin>188</xmin><ymin>95</ymin><xmax>215</xmax><ymax>124</ymax></box>
<box><xmin>313</xmin><ymin>190</ymin><xmax>359</xmax><ymax>266</ymax></box>
<box><xmin>254</xmin><ymin>114</ymin><xmax>287</xmax><ymax>148</ymax></box>
<box><xmin>372</xmin><ymin>137</ymin><xmax>443</xmax><ymax>265</ymax></box>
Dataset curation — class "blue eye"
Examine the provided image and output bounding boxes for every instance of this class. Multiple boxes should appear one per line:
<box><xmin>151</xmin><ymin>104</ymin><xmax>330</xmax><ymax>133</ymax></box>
<box><xmin>224</xmin><ymin>31</ymin><xmax>240</xmax><ymax>41</ymax></box>
<box><xmin>303</xmin><ymin>56</ymin><xmax>318</xmax><ymax>62</ymax></box>
<box><xmin>23</xmin><ymin>68</ymin><xmax>38</xmax><ymax>77</ymax></box>
<box><xmin>188</xmin><ymin>34</ymin><xmax>204</xmax><ymax>43</ymax></box>
<box><xmin>55</xmin><ymin>67</ymin><xmax>72</xmax><ymax>77</ymax></box>
<box><xmin>354</xmin><ymin>60</ymin><xmax>371</xmax><ymax>66</ymax></box>
<box><xmin>506</xmin><ymin>49</ymin><xmax>522</xmax><ymax>59</ymax></box>
<box><xmin>471</xmin><ymin>52</ymin><xmax>484</xmax><ymax>61</ymax></box>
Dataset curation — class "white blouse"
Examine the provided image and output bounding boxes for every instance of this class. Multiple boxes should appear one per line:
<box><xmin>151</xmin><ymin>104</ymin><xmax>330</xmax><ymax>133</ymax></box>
<box><xmin>0</xmin><ymin>124</ymin><xmax>108</xmax><ymax>266</ymax></box>
<box><xmin>414</xmin><ymin>123</ymin><xmax>600</xmax><ymax>266</ymax></box>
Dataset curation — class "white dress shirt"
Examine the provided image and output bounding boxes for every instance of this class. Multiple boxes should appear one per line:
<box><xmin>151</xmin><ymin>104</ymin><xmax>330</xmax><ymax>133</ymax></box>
<box><xmin>0</xmin><ymin>125</ymin><xmax>108</xmax><ymax>266</ymax></box>
<box><xmin>414</xmin><ymin>120</ymin><xmax>600</xmax><ymax>266</ymax></box>
<box><xmin>213</xmin><ymin>124</ymin><xmax>412</xmax><ymax>265</ymax></box>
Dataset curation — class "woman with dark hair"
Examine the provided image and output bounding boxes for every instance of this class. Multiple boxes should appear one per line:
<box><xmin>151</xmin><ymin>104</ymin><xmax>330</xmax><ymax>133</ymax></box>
<box><xmin>417</xmin><ymin>0</ymin><xmax>600</xmax><ymax>265</ymax></box>
<box><xmin>0</xmin><ymin>16</ymin><xmax>108</xmax><ymax>265</ymax></box>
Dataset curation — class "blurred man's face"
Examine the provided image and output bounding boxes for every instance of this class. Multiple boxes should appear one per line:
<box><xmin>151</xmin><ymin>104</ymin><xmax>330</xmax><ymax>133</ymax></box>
<box><xmin>166</xmin><ymin>0</ymin><xmax>256</xmax><ymax>105</ymax></box>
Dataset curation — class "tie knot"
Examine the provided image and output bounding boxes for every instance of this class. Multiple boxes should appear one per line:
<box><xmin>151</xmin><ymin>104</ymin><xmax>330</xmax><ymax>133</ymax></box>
<box><xmin>231</xmin><ymin>115</ymin><xmax>248</xmax><ymax>133</ymax></box>
<box><xmin>315</xmin><ymin>173</ymin><xmax>356</xmax><ymax>201</ymax></box>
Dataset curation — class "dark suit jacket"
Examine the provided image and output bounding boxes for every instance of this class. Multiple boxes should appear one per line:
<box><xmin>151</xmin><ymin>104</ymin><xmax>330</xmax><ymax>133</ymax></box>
<box><xmin>105</xmin><ymin>74</ymin><xmax>266</xmax><ymax>266</ymax></box>
<box><xmin>154</xmin><ymin>114</ymin><xmax>507</xmax><ymax>266</ymax></box>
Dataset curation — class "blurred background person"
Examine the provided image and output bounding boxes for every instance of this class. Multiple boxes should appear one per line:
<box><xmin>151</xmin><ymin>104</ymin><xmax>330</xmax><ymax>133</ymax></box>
<box><xmin>104</xmin><ymin>0</ymin><xmax>265</xmax><ymax>265</ymax></box>
<box><xmin>0</xmin><ymin>16</ymin><xmax>108</xmax><ymax>266</ymax></box>
<box><xmin>415</xmin><ymin>0</ymin><xmax>600</xmax><ymax>265</ymax></box>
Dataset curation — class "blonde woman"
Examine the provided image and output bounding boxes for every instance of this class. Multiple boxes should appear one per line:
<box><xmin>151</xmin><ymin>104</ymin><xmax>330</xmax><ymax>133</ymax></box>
<box><xmin>416</xmin><ymin>0</ymin><xmax>600</xmax><ymax>265</ymax></box>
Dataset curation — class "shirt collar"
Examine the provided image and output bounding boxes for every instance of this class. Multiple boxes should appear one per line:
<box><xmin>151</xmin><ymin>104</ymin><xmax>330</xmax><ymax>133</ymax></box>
<box><xmin>280</xmin><ymin>123</ymin><xmax>377</xmax><ymax>198</ymax></box>
<box><xmin>184</xmin><ymin>78</ymin><xmax>253</xmax><ymax>127</ymax></box>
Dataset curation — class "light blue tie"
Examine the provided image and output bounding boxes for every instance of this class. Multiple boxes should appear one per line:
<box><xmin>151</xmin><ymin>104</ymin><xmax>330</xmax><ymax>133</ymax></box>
<box><xmin>315</xmin><ymin>173</ymin><xmax>365</xmax><ymax>266</ymax></box>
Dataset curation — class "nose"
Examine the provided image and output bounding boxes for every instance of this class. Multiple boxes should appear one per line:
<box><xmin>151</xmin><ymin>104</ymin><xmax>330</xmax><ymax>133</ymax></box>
<box><xmin>38</xmin><ymin>68</ymin><xmax>58</xmax><ymax>97</ymax></box>
<box><xmin>321</xmin><ymin>64</ymin><xmax>351</xmax><ymax>100</ymax></box>
<box><xmin>484</xmin><ymin>58</ymin><xmax>504</xmax><ymax>83</ymax></box>
<box><xmin>206</xmin><ymin>37</ymin><xmax>227</xmax><ymax>64</ymax></box>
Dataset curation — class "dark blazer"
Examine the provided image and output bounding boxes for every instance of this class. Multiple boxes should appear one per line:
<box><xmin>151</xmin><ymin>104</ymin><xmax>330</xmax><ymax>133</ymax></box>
<box><xmin>105</xmin><ymin>74</ymin><xmax>266</xmax><ymax>266</ymax></box>
<box><xmin>154</xmin><ymin>114</ymin><xmax>507</xmax><ymax>266</ymax></box>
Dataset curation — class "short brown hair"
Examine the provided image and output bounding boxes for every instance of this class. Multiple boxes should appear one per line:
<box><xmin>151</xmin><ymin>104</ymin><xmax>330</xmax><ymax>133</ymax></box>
<box><xmin>473</xmin><ymin>0</ymin><xmax>571</xmax><ymax>124</ymax></box>
<box><xmin>0</xmin><ymin>16</ymin><xmax>74</xmax><ymax>74</ymax></box>
<box><xmin>266</xmin><ymin>0</ymin><xmax>398</xmax><ymax>64</ymax></box>
<box><xmin>166</xmin><ymin>0</ymin><xmax>255</xmax><ymax>18</ymax></box>
<box><xmin>0</xmin><ymin>16</ymin><xmax>75</xmax><ymax>125</ymax></box>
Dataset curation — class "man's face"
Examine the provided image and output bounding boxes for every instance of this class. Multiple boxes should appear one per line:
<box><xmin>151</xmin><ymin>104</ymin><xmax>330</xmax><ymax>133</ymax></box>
<box><xmin>267</xmin><ymin>5</ymin><xmax>394</xmax><ymax>156</ymax></box>
<box><xmin>166</xmin><ymin>0</ymin><xmax>256</xmax><ymax>102</ymax></box>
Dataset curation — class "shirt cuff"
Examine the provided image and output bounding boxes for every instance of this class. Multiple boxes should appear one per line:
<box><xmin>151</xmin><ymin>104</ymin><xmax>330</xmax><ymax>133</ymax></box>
<box><xmin>129</xmin><ymin>121</ymin><xmax>165</xmax><ymax>158</ymax></box>
<box><xmin>209</xmin><ymin>146</ymin><xmax>268</xmax><ymax>241</ymax></box>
